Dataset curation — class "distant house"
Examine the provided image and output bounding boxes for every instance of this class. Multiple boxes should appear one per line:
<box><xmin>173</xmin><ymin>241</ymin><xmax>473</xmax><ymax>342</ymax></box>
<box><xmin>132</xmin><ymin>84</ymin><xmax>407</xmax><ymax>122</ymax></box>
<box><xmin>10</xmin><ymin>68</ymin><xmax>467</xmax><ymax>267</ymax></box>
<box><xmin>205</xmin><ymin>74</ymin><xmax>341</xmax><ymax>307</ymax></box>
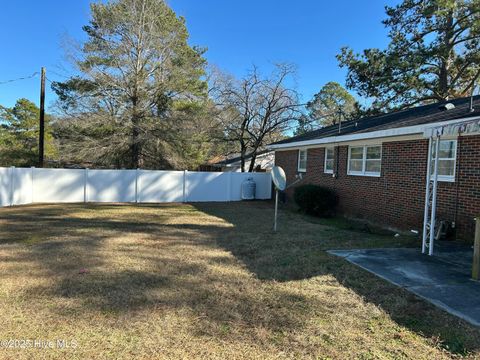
<box><xmin>199</xmin><ymin>150</ymin><xmax>274</xmax><ymax>172</ymax></box>
<box><xmin>269</xmin><ymin>96</ymin><xmax>480</xmax><ymax>242</ymax></box>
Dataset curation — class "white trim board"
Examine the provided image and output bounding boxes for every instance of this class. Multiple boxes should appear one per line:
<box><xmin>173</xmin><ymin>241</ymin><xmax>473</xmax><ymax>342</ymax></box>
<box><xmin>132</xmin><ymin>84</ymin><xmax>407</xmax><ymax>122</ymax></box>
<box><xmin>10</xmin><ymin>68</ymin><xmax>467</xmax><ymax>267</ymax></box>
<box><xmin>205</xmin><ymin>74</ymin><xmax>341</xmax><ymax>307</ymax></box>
<box><xmin>273</xmin><ymin>134</ymin><xmax>425</xmax><ymax>151</ymax></box>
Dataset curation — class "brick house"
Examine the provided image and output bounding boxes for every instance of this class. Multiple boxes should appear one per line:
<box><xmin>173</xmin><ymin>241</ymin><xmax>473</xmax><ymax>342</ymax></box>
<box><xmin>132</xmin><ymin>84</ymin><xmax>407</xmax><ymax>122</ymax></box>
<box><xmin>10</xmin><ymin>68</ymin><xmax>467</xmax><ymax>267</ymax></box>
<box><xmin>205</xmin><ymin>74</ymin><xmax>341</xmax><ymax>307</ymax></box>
<box><xmin>270</xmin><ymin>96</ymin><xmax>480</xmax><ymax>242</ymax></box>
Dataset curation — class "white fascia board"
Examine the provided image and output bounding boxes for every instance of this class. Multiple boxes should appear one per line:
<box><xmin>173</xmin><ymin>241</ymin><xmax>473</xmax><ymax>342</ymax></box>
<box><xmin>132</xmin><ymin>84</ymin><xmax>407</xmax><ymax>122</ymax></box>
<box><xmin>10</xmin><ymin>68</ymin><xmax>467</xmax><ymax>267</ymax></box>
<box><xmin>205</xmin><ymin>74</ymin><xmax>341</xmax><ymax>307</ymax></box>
<box><xmin>268</xmin><ymin>116</ymin><xmax>480</xmax><ymax>151</ymax></box>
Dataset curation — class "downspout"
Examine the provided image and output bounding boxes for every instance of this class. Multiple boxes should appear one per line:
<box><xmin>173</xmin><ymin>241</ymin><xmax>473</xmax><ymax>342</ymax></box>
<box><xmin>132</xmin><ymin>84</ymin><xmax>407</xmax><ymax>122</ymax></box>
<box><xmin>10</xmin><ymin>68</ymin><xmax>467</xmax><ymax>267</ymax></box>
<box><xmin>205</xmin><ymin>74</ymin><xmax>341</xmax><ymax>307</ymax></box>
<box><xmin>335</xmin><ymin>143</ymin><xmax>340</xmax><ymax>179</ymax></box>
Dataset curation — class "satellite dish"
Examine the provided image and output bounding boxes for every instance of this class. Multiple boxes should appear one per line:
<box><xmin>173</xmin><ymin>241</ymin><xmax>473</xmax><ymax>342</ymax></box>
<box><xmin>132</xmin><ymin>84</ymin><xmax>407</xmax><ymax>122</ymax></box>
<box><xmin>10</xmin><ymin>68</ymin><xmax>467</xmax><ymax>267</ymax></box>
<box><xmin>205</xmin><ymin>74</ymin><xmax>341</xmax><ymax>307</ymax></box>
<box><xmin>271</xmin><ymin>166</ymin><xmax>287</xmax><ymax>232</ymax></box>
<box><xmin>271</xmin><ymin>166</ymin><xmax>286</xmax><ymax>191</ymax></box>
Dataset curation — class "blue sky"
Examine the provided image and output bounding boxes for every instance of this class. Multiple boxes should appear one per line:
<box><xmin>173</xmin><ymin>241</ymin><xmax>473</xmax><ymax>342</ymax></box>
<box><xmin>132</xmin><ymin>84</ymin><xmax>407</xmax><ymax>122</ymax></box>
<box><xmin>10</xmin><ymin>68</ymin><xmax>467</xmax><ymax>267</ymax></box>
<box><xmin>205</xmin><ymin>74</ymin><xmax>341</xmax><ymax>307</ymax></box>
<box><xmin>0</xmin><ymin>0</ymin><xmax>397</xmax><ymax>109</ymax></box>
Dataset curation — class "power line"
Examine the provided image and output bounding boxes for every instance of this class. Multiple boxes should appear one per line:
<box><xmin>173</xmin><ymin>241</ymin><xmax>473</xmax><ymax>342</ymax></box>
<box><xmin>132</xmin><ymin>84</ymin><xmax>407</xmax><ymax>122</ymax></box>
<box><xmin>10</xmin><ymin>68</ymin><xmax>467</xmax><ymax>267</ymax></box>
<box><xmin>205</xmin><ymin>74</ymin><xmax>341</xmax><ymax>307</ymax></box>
<box><xmin>48</xmin><ymin>70</ymin><xmax>71</xmax><ymax>80</ymax></box>
<box><xmin>0</xmin><ymin>72</ymin><xmax>39</xmax><ymax>85</ymax></box>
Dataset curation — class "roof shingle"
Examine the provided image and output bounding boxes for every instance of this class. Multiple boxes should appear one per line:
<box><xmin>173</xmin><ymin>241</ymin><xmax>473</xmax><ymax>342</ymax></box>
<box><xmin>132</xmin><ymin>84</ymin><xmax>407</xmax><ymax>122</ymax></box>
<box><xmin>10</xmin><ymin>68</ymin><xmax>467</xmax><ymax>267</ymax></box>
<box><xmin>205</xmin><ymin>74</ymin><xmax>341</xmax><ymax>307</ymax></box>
<box><xmin>272</xmin><ymin>96</ymin><xmax>480</xmax><ymax>146</ymax></box>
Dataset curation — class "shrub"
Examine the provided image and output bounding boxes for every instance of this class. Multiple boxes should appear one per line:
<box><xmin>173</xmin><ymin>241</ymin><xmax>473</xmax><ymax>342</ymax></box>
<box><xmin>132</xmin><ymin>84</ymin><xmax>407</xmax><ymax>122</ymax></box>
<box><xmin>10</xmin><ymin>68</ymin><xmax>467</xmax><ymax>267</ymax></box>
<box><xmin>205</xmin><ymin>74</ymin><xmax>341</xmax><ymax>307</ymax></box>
<box><xmin>294</xmin><ymin>184</ymin><xmax>338</xmax><ymax>217</ymax></box>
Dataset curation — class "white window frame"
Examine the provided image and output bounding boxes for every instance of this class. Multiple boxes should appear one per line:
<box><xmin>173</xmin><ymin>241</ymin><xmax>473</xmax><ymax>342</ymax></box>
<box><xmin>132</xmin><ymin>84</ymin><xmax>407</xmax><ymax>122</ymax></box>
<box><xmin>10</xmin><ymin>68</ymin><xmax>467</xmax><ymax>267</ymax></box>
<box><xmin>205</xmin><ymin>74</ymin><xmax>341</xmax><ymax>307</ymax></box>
<box><xmin>347</xmin><ymin>145</ymin><xmax>382</xmax><ymax>177</ymax></box>
<box><xmin>324</xmin><ymin>147</ymin><xmax>334</xmax><ymax>174</ymax></box>
<box><xmin>298</xmin><ymin>149</ymin><xmax>307</xmax><ymax>172</ymax></box>
<box><xmin>430</xmin><ymin>139</ymin><xmax>457</xmax><ymax>182</ymax></box>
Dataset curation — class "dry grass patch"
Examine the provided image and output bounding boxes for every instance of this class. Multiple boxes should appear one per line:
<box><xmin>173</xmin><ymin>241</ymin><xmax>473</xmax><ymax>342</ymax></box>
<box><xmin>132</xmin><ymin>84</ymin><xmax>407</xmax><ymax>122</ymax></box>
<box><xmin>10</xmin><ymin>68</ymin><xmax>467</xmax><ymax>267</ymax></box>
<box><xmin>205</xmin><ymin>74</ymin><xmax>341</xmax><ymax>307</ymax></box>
<box><xmin>0</xmin><ymin>202</ymin><xmax>479</xmax><ymax>359</ymax></box>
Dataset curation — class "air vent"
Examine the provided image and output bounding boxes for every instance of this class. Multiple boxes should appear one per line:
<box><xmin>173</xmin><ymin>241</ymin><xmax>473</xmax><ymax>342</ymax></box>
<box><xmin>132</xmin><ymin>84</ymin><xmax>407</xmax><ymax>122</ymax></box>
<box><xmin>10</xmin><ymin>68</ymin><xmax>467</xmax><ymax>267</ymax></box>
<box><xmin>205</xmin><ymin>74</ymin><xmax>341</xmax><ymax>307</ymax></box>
<box><xmin>439</xmin><ymin>103</ymin><xmax>455</xmax><ymax>111</ymax></box>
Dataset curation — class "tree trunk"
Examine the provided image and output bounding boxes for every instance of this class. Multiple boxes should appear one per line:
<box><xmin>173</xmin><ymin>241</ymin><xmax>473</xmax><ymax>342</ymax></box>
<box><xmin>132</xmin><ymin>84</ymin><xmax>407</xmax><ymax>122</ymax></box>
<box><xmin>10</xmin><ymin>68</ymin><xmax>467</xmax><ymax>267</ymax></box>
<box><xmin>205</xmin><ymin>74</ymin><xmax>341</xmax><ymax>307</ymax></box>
<box><xmin>240</xmin><ymin>144</ymin><xmax>246</xmax><ymax>172</ymax></box>
<box><xmin>439</xmin><ymin>62</ymin><xmax>449</xmax><ymax>99</ymax></box>
<box><xmin>131</xmin><ymin>96</ymin><xmax>141</xmax><ymax>169</ymax></box>
<box><xmin>439</xmin><ymin>12</ymin><xmax>455</xmax><ymax>100</ymax></box>
<box><xmin>248</xmin><ymin>153</ymin><xmax>257</xmax><ymax>172</ymax></box>
<box><xmin>131</xmin><ymin>122</ymin><xmax>140</xmax><ymax>169</ymax></box>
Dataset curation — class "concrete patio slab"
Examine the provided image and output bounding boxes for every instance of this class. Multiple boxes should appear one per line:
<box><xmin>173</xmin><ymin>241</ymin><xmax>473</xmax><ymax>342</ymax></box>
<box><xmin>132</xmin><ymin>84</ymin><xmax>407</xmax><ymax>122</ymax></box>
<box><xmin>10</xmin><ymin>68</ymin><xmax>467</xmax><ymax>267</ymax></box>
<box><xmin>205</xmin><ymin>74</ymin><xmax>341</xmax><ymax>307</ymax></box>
<box><xmin>328</xmin><ymin>244</ymin><xmax>480</xmax><ymax>327</ymax></box>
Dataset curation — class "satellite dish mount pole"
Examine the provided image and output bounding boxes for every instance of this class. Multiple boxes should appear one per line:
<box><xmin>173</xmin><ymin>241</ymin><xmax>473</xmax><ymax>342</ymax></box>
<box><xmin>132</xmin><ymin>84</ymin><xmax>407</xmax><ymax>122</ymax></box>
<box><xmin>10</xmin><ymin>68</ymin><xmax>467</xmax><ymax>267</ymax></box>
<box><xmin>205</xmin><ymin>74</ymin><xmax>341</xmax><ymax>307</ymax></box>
<box><xmin>273</xmin><ymin>188</ymin><xmax>279</xmax><ymax>232</ymax></box>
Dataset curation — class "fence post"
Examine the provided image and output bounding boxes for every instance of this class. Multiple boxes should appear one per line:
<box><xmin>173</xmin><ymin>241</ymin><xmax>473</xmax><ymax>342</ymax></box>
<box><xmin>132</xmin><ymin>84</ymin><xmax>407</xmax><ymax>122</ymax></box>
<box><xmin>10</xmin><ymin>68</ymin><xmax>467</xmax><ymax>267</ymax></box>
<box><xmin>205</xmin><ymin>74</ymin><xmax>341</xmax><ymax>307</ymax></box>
<box><xmin>227</xmin><ymin>172</ymin><xmax>232</xmax><ymax>201</ymax></box>
<box><xmin>31</xmin><ymin>167</ymin><xmax>35</xmax><ymax>203</ymax></box>
<box><xmin>473</xmin><ymin>218</ymin><xmax>480</xmax><ymax>281</ymax></box>
<box><xmin>183</xmin><ymin>170</ymin><xmax>188</xmax><ymax>203</ymax></box>
<box><xmin>135</xmin><ymin>168</ymin><xmax>139</xmax><ymax>203</ymax></box>
<box><xmin>9</xmin><ymin>166</ymin><xmax>15</xmax><ymax>206</ymax></box>
<box><xmin>84</xmin><ymin>168</ymin><xmax>89</xmax><ymax>203</ymax></box>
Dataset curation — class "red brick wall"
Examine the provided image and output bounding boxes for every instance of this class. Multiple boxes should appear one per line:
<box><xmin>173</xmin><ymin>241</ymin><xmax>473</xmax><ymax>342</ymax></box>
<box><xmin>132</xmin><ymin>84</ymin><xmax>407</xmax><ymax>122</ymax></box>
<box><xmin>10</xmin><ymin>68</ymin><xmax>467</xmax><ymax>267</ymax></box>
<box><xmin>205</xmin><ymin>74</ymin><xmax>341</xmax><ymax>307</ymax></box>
<box><xmin>275</xmin><ymin>136</ymin><xmax>480</xmax><ymax>242</ymax></box>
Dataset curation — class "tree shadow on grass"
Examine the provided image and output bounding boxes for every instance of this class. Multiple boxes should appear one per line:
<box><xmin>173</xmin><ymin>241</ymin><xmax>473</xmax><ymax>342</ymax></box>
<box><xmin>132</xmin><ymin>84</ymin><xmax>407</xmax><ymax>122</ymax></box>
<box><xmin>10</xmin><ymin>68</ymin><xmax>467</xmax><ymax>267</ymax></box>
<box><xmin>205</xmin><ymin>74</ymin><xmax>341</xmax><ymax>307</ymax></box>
<box><xmin>193</xmin><ymin>201</ymin><xmax>480</xmax><ymax>356</ymax></box>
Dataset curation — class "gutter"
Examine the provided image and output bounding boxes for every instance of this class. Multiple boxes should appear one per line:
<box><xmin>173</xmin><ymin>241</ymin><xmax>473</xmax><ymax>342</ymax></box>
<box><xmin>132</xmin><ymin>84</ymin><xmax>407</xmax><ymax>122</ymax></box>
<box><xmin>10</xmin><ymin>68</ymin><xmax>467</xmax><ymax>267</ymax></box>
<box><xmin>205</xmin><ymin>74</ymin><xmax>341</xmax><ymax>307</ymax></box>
<box><xmin>268</xmin><ymin>115</ymin><xmax>480</xmax><ymax>151</ymax></box>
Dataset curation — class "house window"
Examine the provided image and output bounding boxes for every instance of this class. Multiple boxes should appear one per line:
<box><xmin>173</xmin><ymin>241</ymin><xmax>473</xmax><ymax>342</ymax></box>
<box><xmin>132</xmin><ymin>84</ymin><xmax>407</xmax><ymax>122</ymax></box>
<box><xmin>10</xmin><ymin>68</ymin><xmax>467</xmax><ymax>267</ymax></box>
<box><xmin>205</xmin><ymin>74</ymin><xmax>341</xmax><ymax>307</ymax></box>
<box><xmin>298</xmin><ymin>149</ymin><xmax>307</xmax><ymax>172</ymax></box>
<box><xmin>324</xmin><ymin>147</ymin><xmax>334</xmax><ymax>174</ymax></box>
<box><xmin>430</xmin><ymin>139</ymin><xmax>457</xmax><ymax>182</ymax></box>
<box><xmin>348</xmin><ymin>145</ymin><xmax>382</xmax><ymax>177</ymax></box>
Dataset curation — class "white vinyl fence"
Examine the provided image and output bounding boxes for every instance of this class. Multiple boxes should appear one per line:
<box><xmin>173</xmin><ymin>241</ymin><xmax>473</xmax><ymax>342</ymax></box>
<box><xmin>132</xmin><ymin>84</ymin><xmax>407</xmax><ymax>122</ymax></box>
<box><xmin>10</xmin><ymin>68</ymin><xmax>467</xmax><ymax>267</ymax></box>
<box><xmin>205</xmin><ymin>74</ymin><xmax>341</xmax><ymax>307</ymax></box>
<box><xmin>0</xmin><ymin>167</ymin><xmax>272</xmax><ymax>207</ymax></box>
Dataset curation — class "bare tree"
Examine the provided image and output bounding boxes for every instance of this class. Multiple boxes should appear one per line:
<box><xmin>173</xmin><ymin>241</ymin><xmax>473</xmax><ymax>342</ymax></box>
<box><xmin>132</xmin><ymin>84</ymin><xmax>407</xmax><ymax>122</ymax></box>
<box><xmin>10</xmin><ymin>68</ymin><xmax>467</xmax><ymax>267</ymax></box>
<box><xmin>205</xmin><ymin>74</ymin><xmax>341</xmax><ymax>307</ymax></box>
<box><xmin>211</xmin><ymin>64</ymin><xmax>302</xmax><ymax>172</ymax></box>
<box><xmin>52</xmin><ymin>0</ymin><xmax>208</xmax><ymax>169</ymax></box>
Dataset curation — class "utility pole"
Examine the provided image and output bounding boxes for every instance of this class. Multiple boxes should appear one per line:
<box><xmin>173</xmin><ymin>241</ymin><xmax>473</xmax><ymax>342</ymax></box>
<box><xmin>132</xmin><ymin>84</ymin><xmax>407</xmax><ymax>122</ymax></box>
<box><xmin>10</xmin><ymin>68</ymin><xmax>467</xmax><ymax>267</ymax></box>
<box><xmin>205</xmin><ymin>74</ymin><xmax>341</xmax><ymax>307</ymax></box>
<box><xmin>39</xmin><ymin>67</ymin><xmax>45</xmax><ymax>167</ymax></box>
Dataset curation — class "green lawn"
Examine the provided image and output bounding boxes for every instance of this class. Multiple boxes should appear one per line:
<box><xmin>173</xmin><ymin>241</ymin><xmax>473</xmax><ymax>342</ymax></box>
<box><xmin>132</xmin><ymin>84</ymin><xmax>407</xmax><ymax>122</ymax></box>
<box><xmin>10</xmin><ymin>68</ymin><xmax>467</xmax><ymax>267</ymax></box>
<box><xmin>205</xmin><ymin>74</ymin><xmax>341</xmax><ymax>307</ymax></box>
<box><xmin>0</xmin><ymin>202</ymin><xmax>479</xmax><ymax>359</ymax></box>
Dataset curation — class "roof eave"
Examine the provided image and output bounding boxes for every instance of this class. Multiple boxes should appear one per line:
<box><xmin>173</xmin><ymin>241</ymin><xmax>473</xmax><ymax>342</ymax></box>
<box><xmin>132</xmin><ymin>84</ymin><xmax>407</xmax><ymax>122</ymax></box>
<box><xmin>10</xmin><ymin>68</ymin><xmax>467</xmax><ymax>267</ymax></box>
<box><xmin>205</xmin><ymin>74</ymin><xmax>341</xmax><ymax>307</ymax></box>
<box><xmin>268</xmin><ymin>116</ymin><xmax>480</xmax><ymax>150</ymax></box>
